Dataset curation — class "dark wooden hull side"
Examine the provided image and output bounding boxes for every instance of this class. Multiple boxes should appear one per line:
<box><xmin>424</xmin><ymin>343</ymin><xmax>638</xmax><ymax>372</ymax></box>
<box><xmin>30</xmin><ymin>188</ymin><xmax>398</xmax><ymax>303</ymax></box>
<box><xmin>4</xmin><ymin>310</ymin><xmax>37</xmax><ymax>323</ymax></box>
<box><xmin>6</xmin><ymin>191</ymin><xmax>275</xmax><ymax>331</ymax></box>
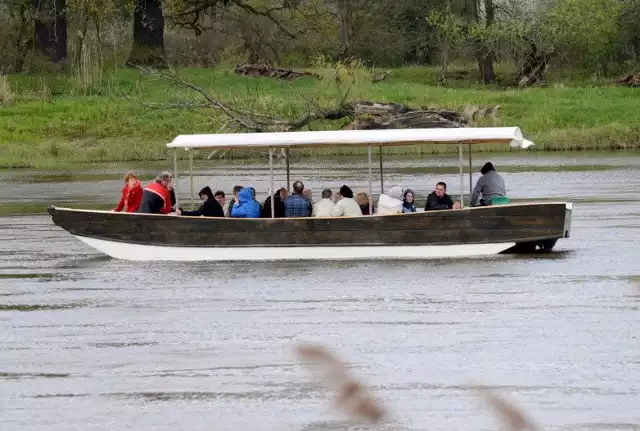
<box><xmin>48</xmin><ymin>203</ymin><xmax>569</xmax><ymax>248</ymax></box>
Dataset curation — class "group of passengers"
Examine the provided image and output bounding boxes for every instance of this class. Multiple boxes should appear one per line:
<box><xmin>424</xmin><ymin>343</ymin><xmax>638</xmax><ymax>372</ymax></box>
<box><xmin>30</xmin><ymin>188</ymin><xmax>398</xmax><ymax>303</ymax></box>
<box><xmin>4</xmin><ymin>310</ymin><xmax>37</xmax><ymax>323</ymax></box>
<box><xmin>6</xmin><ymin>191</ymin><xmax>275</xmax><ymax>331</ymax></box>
<box><xmin>113</xmin><ymin>162</ymin><xmax>505</xmax><ymax>217</ymax></box>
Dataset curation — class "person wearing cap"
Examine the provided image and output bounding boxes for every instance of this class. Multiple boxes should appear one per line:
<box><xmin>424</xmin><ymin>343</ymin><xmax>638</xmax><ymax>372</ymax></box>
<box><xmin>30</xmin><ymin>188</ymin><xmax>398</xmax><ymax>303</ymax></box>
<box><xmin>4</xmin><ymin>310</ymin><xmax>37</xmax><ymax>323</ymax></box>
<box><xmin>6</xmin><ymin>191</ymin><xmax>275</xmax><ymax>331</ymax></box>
<box><xmin>471</xmin><ymin>162</ymin><xmax>506</xmax><ymax>206</ymax></box>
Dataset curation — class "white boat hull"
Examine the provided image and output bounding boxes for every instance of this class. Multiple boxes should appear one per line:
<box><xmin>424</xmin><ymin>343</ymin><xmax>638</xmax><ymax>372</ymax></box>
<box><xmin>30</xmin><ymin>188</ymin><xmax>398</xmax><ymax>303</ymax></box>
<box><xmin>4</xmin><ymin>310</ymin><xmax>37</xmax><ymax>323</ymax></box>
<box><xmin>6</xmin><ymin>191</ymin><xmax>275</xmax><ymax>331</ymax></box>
<box><xmin>74</xmin><ymin>235</ymin><xmax>516</xmax><ymax>262</ymax></box>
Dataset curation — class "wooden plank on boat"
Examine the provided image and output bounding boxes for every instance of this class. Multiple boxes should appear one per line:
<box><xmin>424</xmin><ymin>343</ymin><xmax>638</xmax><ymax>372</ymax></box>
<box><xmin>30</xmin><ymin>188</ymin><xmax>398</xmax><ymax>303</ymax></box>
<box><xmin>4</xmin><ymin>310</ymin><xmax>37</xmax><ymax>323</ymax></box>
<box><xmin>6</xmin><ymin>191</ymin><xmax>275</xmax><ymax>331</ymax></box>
<box><xmin>48</xmin><ymin>203</ymin><xmax>567</xmax><ymax>248</ymax></box>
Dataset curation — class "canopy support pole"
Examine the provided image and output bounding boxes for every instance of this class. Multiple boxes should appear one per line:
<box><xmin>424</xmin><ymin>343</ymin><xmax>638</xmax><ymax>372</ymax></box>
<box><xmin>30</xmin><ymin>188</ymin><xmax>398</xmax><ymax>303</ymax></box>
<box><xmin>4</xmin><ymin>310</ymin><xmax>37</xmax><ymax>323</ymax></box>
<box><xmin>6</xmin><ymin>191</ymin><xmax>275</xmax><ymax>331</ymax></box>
<box><xmin>368</xmin><ymin>145</ymin><xmax>373</xmax><ymax>215</ymax></box>
<box><xmin>468</xmin><ymin>143</ymin><xmax>473</xmax><ymax>197</ymax></box>
<box><xmin>285</xmin><ymin>148</ymin><xmax>290</xmax><ymax>191</ymax></box>
<box><xmin>378</xmin><ymin>145</ymin><xmax>384</xmax><ymax>194</ymax></box>
<box><xmin>269</xmin><ymin>148</ymin><xmax>275</xmax><ymax>218</ymax></box>
<box><xmin>173</xmin><ymin>148</ymin><xmax>179</xmax><ymax>209</ymax></box>
<box><xmin>458</xmin><ymin>143</ymin><xmax>464</xmax><ymax>208</ymax></box>
<box><xmin>188</xmin><ymin>149</ymin><xmax>194</xmax><ymax>208</ymax></box>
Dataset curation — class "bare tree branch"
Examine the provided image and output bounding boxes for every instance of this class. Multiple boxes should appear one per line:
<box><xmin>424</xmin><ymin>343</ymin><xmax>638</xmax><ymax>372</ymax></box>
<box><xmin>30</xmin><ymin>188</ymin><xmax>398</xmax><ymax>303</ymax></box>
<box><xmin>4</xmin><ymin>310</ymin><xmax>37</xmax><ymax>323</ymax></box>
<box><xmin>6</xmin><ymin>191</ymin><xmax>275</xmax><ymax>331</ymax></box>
<box><xmin>229</xmin><ymin>0</ymin><xmax>297</xmax><ymax>38</ymax></box>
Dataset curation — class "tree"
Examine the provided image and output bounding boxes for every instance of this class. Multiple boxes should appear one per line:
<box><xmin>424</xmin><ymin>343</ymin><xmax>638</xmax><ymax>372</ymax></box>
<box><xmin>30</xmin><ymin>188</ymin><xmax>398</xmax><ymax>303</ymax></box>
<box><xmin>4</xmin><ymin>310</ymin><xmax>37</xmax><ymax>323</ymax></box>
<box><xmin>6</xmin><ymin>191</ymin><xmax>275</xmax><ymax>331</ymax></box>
<box><xmin>33</xmin><ymin>0</ymin><xmax>68</xmax><ymax>63</ymax></box>
<box><xmin>127</xmin><ymin>0</ymin><xmax>166</xmax><ymax>67</ymax></box>
<box><xmin>539</xmin><ymin>0</ymin><xmax>623</xmax><ymax>72</ymax></box>
<box><xmin>477</xmin><ymin>0</ymin><xmax>495</xmax><ymax>84</ymax></box>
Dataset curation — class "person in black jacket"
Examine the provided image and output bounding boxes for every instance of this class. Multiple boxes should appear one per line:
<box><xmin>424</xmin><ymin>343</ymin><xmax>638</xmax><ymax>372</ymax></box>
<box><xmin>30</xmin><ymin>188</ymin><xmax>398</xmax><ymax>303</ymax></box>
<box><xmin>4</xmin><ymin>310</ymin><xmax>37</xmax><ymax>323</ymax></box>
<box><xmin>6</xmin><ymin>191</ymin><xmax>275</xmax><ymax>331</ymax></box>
<box><xmin>425</xmin><ymin>182</ymin><xmax>461</xmax><ymax>211</ymax></box>
<box><xmin>262</xmin><ymin>188</ymin><xmax>288</xmax><ymax>218</ymax></box>
<box><xmin>176</xmin><ymin>186</ymin><xmax>224</xmax><ymax>217</ymax></box>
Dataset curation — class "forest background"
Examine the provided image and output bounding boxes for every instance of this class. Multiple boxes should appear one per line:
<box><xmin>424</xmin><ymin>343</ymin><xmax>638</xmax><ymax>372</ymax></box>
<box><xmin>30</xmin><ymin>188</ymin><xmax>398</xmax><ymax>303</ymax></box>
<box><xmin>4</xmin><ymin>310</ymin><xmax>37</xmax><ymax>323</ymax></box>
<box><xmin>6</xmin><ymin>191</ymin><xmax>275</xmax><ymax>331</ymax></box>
<box><xmin>1</xmin><ymin>0</ymin><xmax>639</xmax><ymax>168</ymax></box>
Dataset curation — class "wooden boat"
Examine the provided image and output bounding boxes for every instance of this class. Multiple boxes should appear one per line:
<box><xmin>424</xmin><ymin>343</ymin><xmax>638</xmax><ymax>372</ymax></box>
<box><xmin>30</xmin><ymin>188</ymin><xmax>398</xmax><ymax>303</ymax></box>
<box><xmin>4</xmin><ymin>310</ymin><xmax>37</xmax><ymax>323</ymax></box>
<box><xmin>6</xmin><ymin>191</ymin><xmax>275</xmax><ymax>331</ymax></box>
<box><xmin>48</xmin><ymin>127</ymin><xmax>573</xmax><ymax>261</ymax></box>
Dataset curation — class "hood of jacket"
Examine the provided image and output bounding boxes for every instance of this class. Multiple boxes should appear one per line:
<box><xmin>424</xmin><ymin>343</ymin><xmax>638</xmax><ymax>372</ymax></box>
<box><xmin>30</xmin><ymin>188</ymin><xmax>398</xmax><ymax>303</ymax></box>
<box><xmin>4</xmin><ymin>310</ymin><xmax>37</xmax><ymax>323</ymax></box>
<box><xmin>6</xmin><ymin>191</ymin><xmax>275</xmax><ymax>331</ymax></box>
<box><xmin>378</xmin><ymin>193</ymin><xmax>403</xmax><ymax>209</ymax></box>
<box><xmin>387</xmin><ymin>186</ymin><xmax>403</xmax><ymax>200</ymax></box>
<box><xmin>237</xmin><ymin>187</ymin><xmax>254</xmax><ymax>204</ymax></box>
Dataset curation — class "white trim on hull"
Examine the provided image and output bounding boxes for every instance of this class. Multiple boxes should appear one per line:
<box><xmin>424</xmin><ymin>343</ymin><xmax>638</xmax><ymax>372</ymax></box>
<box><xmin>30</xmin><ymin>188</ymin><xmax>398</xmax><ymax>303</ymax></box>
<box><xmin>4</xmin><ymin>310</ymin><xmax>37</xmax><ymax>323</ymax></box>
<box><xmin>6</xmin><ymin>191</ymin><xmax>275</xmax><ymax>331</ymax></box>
<box><xmin>74</xmin><ymin>236</ymin><xmax>516</xmax><ymax>262</ymax></box>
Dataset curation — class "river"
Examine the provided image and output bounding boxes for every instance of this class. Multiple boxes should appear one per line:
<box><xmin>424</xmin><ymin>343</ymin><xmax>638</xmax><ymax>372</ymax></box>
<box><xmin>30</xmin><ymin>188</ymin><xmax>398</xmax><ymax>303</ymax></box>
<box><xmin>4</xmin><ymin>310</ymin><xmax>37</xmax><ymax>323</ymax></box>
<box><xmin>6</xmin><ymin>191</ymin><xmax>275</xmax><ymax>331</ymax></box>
<box><xmin>1</xmin><ymin>153</ymin><xmax>639</xmax><ymax>431</ymax></box>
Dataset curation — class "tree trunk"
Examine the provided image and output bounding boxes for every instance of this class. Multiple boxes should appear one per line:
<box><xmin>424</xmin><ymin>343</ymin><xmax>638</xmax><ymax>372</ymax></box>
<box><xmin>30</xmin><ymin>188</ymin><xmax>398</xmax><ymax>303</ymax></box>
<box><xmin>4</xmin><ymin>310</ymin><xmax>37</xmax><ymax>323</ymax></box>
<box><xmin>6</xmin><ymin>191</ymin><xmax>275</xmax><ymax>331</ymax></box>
<box><xmin>477</xmin><ymin>0</ymin><xmax>495</xmax><ymax>84</ymax></box>
<box><xmin>127</xmin><ymin>0</ymin><xmax>166</xmax><ymax>68</ymax></box>
<box><xmin>33</xmin><ymin>0</ymin><xmax>68</xmax><ymax>63</ymax></box>
<box><xmin>13</xmin><ymin>3</ymin><xmax>32</xmax><ymax>72</ymax></box>
<box><xmin>336</xmin><ymin>0</ymin><xmax>352</xmax><ymax>60</ymax></box>
<box><xmin>478</xmin><ymin>53</ymin><xmax>495</xmax><ymax>84</ymax></box>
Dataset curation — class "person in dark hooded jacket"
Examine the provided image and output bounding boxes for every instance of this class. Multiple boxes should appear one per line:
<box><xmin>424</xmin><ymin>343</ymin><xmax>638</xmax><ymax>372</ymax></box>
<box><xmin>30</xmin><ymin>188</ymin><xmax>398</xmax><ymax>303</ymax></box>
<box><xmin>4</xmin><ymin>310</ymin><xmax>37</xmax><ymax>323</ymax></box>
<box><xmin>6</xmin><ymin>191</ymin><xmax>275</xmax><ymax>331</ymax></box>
<box><xmin>177</xmin><ymin>186</ymin><xmax>224</xmax><ymax>217</ymax></box>
<box><xmin>262</xmin><ymin>188</ymin><xmax>288</xmax><ymax>218</ymax></box>
<box><xmin>231</xmin><ymin>187</ymin><xmax>262</xmax><ymax>218</ymax></box>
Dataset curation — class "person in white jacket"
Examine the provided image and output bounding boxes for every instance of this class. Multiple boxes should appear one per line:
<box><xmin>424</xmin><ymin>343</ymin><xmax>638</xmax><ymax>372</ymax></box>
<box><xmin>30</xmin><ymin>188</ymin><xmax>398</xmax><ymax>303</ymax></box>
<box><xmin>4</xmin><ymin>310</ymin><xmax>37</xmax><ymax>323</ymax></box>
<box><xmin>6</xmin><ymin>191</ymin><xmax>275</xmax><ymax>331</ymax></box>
<box><xmin>312</xmin><ymin>189</ymin><xmax>335</xmax><ymax>217</ymax></box>
<box><xmin>376</xmin><ymin>185</ymin><xmax>404</xmax><ymax>215</ymax></box>
<box><xmin>331</xmin><ymin>185</ymin><xmax>363</xmax><ymax>217</ymax></box>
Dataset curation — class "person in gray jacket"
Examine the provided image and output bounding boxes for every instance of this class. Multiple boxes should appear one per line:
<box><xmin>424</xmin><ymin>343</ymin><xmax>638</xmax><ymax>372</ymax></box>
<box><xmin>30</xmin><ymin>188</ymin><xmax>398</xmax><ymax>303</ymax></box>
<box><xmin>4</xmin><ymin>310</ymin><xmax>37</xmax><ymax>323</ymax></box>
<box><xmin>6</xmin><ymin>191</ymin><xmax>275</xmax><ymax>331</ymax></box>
<box><xmin>471</xmin><ymin>162</ymin><xmax>506</xmax><ymax>206</ymax></box>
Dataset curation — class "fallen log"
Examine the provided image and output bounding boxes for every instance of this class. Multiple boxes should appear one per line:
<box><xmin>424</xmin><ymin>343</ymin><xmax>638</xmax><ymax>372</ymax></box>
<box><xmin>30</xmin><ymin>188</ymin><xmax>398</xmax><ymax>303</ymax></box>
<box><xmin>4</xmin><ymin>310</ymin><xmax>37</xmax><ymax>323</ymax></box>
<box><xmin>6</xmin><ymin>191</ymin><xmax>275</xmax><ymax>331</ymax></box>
<box><xmin>234</xmin><ymin>64</ymin><xmax>317</xmax><ymax>80</ymax></box>
<box><xmin>614</xmin><ymin>73</ymin><xmax>640</xmax><ymax>87</ymax></box>
<box><xmin>515</xmin><ymin>41</ymin><xmax>549</xmax><ymax>88</ymax></box>
<box><xmin>341</xmin><ymin>101</ymin><xmax>500</xmax><ymax>130</ymax></box>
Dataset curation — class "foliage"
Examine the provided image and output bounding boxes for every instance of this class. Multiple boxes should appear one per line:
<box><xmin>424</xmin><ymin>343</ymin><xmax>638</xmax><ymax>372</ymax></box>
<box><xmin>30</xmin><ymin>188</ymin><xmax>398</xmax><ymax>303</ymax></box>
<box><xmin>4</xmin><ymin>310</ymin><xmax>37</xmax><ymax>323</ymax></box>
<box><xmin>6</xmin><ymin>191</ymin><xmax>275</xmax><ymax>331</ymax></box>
<box><xmin>1</xmin><ymin>67</ymin><xmax>640</xmax><ymax>168</ymax></box>
<box><xmin>539</xmin><ymin>0</ymin><xmax>624</xmax><ymax>71</ymax></box>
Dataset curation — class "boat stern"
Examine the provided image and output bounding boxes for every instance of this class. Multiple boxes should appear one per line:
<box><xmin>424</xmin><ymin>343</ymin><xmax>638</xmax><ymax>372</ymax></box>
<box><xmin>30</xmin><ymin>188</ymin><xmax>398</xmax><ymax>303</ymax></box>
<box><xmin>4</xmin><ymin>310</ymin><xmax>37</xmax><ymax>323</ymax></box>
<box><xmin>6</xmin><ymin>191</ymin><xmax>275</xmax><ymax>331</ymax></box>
<box><xmin>563</xmin><ymin>202</ymin><xmax>573</xmax><ymax>238</ymax></box>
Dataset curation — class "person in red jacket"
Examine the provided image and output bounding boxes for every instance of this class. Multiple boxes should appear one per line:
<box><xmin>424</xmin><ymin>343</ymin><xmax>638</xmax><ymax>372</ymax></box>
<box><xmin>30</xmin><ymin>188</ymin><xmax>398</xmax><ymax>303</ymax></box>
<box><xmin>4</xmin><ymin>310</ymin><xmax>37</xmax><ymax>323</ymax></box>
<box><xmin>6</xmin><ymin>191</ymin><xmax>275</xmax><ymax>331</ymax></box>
<box><xmin>138</xmin><ymin>172</ymin><xmax>173</xmax><ymax>214</ymax></box>
<box><xmin>114</xmin><ymin>172</ymin><xmax>143</xmax><ymax>213</ymax></box>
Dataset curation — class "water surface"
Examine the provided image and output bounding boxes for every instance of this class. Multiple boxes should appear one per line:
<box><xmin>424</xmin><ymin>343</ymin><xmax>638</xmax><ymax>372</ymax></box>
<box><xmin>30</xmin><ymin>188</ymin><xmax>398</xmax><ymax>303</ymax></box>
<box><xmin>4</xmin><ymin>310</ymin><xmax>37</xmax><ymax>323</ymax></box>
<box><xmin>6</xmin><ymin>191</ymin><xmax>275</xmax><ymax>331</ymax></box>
<box><xmin>1</xmin><ymin>153</ymin><xmax>639</xmax><ymax>430</ymax></box>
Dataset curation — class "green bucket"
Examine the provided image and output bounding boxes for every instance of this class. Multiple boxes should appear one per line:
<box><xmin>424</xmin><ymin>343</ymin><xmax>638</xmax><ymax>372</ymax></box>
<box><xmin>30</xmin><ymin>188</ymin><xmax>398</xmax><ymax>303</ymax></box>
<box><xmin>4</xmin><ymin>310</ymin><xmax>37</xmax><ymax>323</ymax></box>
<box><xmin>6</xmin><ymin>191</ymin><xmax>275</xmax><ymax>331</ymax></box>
<box><xmin>489</xmin><ymin>196</ymin><xmax>510</xmax><ymax>206</ymax></box>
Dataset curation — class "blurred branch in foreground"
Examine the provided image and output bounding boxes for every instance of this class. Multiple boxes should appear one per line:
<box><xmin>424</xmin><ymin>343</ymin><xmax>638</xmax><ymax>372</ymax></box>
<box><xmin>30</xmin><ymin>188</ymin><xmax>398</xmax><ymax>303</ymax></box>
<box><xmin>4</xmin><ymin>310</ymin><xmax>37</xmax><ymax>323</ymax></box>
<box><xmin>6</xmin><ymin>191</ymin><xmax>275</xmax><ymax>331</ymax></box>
<box><xmin>294</xmin><ymin>343</ymin><xmax>540</xmax><ymax>430</ymax></box>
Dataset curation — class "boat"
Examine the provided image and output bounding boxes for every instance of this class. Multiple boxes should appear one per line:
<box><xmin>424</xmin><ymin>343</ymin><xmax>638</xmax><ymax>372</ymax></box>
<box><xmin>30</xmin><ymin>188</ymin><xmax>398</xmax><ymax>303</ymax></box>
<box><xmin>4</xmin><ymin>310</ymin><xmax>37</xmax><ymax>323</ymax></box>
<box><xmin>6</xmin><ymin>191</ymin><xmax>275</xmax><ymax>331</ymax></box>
<box><xmin>48</xmin><ymin>127</ymin><xmax>573</xmax><ymax>261</ymax></box>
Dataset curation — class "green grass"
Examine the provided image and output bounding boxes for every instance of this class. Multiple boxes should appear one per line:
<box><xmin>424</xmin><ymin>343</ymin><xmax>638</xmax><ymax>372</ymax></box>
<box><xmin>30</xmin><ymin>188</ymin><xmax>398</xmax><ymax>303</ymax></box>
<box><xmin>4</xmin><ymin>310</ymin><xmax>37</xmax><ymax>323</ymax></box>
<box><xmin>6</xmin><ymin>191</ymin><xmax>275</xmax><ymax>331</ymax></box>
<box><xmin>1</xmin><ymin>66</ymin><xmax>639</xmax><ymax>168</ymax></box>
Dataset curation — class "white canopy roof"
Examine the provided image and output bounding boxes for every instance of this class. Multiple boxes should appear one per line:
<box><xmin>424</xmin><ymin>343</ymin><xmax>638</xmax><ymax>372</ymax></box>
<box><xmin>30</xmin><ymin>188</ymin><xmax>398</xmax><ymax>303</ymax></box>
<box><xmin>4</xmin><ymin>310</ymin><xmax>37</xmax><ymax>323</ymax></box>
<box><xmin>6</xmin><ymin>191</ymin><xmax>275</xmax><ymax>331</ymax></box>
<box><xmin>167</xmin><ymin>127</ymin><xmax>534</xmax><ymax>150</ymax></box>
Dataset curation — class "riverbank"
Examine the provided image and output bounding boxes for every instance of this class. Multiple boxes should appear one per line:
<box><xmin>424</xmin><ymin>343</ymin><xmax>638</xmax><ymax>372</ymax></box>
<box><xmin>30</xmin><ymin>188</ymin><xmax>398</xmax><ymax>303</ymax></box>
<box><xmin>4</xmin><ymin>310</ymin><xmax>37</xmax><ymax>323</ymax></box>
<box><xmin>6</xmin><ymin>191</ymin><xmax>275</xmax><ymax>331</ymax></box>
<box><xmin>1</xmin><ymin>67</ymin><xmax>639</xmax><ymax>168</ymax></box>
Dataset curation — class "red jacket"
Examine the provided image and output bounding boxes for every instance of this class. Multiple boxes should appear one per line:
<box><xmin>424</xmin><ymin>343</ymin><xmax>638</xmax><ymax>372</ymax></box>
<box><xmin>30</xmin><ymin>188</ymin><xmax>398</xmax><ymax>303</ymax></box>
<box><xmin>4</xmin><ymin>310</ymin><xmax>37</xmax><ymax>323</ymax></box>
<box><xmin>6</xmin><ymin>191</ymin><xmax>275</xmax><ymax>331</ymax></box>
<box><xmin>115</xmin><ymin>180</ymin><xmax>143</xmax><ymax>213</ymax></box>
<box><xmin>142</xmin><ymin>181</ymin><xmax>172</xmax><ymax>214</ymax></box>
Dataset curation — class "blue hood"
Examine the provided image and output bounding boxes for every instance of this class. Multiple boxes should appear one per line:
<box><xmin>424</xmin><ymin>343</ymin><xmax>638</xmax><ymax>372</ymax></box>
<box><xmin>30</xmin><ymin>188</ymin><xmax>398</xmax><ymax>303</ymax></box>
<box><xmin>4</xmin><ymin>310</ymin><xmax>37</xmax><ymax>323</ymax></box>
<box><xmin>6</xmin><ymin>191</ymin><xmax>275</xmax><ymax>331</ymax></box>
<box><xmin>237</xmin><ymin>187</ymin><xmax>254</xmax><ymax>204</ymax></box>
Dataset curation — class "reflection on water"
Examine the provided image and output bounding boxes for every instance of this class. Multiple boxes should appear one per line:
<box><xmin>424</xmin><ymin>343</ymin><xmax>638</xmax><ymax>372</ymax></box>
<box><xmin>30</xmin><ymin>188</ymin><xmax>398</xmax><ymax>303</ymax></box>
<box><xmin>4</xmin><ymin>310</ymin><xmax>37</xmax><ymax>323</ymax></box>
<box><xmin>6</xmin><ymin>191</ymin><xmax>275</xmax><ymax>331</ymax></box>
<box><xmin>0</xmin><ymin>153</ymin><xmax>639</xmax><ymax>431</ymax></box>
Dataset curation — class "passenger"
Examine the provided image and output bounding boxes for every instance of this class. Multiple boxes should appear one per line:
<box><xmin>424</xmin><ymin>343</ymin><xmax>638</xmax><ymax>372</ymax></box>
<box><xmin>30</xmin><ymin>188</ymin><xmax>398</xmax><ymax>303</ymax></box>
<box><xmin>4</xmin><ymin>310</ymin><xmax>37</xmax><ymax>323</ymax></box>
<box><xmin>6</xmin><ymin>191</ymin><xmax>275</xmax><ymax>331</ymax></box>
<box><xmin>138</xmin><ymin>172</ymin><xmax>173</xmax><ymax>214</ymax></box>
<box><xmin>284</xmin><ymin>181</ymin><xmax>312</xmax><ymax>217</ymax></box>
<box><xmin>312</xmin><ymin>188</ymin><xmax>335</xmax><ymax>217</ymax></box>
<box><xmin>355</xmin><ymin>192</ymin><xmax>371</xmax><ymax>215</ymax></box>
<box><xmin>214</xmin><ymin>190</ymin><xmax>228</xmax><ymax>217</ymax></box>
<box><xmin>303</xmin><ymin>188</ymin><xmax>313</xmax><ymax>201</ymax></box>
<box><xmin>425</xmin><ymin>182</ymin><xmax>461</xmax><ymax>211</ymax></box>
<box><xmin>402</xmin><ymin>189</ymin><xmax>417</xmax><ymax>213</ymax></box>
<box><xmin>168</xmin><ymin>172</ymin><xmax>177</xmax><ymax>211</ymax></box>
<box><xmin>114</xmin><ymin>172</ymin><xmax>143</xmax><ymax>213</ymax></box>
<box><xmin>176</xmin><ymin>186</ymin><xmax>224</xmax><ymax>217</ymax></box>
<box><xmin>262</xmin><ymin>187</ymin><xmax>288</xmax><ymax>218</ymax></box>
<box><xmin>331</xmin><ymin>185</ymin><xmax>363</xmax><ymax>217</ymax></box>
<box><xmin>231</xmin><ymin>187</ymin><xmax>261</xmax><ymax>218</ymax></box>
<box><xmin>471</xmin><ymin>162</ymin><xmax>506</xmax><ymax>206</ymax></box>
<box><xmin>250</xmin><ymin>187</ymin><xmax>263</xmax><ymax>213</ymax></box>
<box><xmin>376</xmin><ymin>186</ymin><xmax>404</xmax><ymax>215</ymax></box>
<box><xmin>228</xmin><ymin>185</ymin><xmax>243</xmax><ymax>215</ymax></box>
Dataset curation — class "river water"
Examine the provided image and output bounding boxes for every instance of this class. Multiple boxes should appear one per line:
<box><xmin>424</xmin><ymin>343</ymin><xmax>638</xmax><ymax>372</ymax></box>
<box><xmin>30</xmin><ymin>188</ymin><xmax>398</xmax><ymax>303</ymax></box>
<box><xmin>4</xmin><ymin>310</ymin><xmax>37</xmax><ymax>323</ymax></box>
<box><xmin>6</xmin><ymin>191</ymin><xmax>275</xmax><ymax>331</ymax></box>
<box><xmin>1</xmin><ymin>153</ymin><xmax>639</xmax><ymax>431</ymax></box>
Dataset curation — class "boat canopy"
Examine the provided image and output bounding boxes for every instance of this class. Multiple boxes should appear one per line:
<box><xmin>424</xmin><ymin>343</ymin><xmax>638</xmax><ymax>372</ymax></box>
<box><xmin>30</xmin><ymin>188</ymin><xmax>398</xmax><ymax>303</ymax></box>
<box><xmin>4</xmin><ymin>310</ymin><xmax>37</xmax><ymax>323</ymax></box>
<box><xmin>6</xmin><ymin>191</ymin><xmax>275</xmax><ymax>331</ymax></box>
<box><xmin>167</xmin><ymin>127</ymin><xmax>534</xmax><ymax>150</ymax></box>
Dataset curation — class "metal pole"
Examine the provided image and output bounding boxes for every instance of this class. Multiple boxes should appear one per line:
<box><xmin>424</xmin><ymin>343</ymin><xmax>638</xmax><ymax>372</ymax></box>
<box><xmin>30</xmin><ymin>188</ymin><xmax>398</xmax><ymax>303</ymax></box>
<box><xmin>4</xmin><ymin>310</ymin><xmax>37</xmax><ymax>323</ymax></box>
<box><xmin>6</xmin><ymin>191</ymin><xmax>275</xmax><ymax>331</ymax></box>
<box><xmin>188</xmin><ymin>149</ymin><xmax>194</xmax><ymax>208</ymax></box>
<box><xmin>285</xmin><ymin>147</ymin><xmax>290</xmax><ymax>191</ymax></box>
<box><xmin>468</xmin><ymin>143</ymin><xmax>473</xmax><ymax>197</ymax></box>
<box><xmin>378</xmin><ymin>145</ymin><xmax>384</xmax><ymax>194</ymax></box>
<box><xmin>269</xmin><ymin>148</ymin><xmax>275</xmax><ymax>218</ymax></box>
<box><xmin>173</xmin><ymin>148</ymin><xmax>179</xmax><ymax>209</ymax></box>
<box><xmin>368</xmin><ymin>145</ymin><xmax>373</xmax><ymax>215</ymax></box>
<box><xmin>458</xmin><ymin>143</ymin><xmax>464</xmax><ymax>208</ymax></box>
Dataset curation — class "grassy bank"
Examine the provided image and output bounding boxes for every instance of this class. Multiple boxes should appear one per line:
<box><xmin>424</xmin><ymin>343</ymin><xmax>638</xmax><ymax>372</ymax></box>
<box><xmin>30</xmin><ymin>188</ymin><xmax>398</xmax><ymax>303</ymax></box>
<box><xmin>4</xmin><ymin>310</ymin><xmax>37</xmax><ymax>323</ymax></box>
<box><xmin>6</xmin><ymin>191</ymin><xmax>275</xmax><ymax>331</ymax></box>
<box><xmin>1</xmin><ymin>66</ymin><xmax>639</xmax><ymax>168</ymax></box>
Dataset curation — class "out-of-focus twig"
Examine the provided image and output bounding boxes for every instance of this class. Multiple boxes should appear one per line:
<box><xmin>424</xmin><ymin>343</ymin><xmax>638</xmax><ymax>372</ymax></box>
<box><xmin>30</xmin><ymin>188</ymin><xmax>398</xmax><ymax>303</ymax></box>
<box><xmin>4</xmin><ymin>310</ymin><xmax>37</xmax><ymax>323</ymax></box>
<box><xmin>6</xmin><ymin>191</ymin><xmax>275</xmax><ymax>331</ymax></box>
<box><xmin>473</xmin><ymin>385</ymin><xmax>539</xmax><ymax>431</ymax></box>
<box><xmin>295</xmin><ymin>343</ymin><xmax>386</xmax><ymax>424</ymax></box>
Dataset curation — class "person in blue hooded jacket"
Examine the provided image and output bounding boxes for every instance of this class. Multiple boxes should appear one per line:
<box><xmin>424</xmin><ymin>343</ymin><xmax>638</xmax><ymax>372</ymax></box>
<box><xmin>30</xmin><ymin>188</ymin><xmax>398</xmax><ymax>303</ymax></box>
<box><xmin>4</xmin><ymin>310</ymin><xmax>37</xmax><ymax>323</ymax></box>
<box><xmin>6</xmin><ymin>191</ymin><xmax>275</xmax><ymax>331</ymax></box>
<box><xmin>231</xmin><ymin>187</ymin><xmax>261</xmax><ymax>218</ymax></box>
